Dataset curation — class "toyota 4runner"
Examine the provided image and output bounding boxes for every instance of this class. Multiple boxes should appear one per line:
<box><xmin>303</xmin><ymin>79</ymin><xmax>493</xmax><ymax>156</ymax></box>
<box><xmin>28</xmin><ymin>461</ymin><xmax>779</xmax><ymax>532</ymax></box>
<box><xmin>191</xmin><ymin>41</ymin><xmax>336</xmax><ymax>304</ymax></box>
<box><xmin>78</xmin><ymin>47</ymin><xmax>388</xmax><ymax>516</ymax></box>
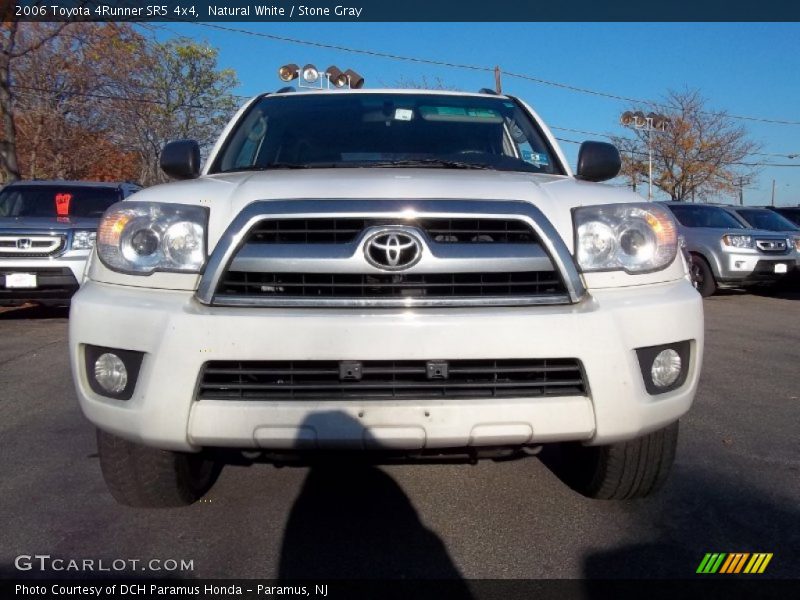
<box><xmin>68</xmin><ymin>89</ymin><xmax>704</xmax><ymax>507</ymax></box>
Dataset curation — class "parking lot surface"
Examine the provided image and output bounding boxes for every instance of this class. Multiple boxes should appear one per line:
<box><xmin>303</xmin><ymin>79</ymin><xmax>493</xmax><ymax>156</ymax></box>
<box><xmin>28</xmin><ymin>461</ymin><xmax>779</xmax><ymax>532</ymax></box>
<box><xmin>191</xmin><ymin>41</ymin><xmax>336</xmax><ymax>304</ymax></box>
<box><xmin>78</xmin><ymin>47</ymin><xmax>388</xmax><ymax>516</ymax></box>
<box><xmin>1</xmin><ymin>291</ymin><xmax>798</xmax><ymax>579</ymax></box>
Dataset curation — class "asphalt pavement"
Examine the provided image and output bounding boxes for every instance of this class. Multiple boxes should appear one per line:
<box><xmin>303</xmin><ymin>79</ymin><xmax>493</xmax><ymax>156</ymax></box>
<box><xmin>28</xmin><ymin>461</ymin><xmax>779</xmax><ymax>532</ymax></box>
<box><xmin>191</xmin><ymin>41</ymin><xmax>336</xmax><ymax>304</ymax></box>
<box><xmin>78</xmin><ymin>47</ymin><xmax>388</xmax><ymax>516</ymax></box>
<box><xmin>0</xmin><ymin>290</ymin><xmax>798</xmax><ymax>580</ymax></box>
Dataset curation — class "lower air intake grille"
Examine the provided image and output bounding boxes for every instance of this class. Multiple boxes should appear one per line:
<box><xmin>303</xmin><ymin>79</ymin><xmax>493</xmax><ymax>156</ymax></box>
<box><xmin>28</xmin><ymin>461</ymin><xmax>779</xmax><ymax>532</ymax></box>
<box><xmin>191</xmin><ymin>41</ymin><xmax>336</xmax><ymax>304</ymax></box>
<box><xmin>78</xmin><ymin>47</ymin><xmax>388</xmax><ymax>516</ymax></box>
<box><xmin>217</xmin><ymin>271</ymin><xmax>566</xmax><ymax>298</ymax></box>
<box><xmin>197</xmin><ymin>359</ymin><xmax>587</xmax><ymax>401</ymax></box>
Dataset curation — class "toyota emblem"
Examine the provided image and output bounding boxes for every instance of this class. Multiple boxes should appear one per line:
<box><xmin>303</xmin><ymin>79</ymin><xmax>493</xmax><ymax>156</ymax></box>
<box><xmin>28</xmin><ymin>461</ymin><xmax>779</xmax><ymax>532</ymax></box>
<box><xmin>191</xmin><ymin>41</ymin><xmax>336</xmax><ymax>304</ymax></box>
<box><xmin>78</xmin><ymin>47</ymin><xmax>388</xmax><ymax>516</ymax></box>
<box><xmin>364</xmin><ymin>230</ymin><xmax>422</xmax><ymax>271</ymax></box>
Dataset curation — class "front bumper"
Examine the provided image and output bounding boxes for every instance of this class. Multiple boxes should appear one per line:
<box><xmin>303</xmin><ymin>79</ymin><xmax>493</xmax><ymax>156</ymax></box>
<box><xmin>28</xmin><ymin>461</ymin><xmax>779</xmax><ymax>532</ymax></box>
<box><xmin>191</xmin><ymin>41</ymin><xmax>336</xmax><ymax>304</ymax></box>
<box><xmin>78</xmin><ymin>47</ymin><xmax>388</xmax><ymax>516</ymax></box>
<box><xmin>69</xmin><ymin>278</ymin><xmax>704</xmax><ymax>452</ymax></box>
<box><xmin>0</xmin><ymin>255</ymin><xmax>87</xmax><ymax>306</ymax></box>
<box><xmin>716</xmin><ymin>250</ymin><xmax>796</xmax><ymax>283</ymax></box>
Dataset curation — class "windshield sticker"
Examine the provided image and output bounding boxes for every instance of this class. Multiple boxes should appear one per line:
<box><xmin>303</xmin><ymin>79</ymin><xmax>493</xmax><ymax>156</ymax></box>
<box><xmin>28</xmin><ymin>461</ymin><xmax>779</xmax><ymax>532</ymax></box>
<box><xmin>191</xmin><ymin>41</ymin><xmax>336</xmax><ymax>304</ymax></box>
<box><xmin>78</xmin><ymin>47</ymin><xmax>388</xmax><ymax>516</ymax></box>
<box><xmin>394</xmin><ymin>108</ymin><xmax>413</xmax><ymax>121</ymax></box>
<box><xmin>55</xmin><ymin>192</ymin><xmax>72</xmax><ymax>216</ymax></box>
<box><xmin>521</xmin><ymin>150</ymin><xmax>550</xmax><ymax>167</ymax></box>
<box><xmin>419</xmin><ymin>106</ymin><xmax>503</xmax><ymax>123</ymax></box>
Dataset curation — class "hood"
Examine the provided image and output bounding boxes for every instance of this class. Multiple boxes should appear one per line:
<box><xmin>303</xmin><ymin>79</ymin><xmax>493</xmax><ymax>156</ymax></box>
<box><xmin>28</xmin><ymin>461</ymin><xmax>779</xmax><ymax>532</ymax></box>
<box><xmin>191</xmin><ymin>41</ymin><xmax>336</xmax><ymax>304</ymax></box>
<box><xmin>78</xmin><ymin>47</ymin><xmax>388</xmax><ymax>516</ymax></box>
<box><xmin>0</xmin><ymin>216</ymin><xmax>99</xmax><ymax>231</ymax></box>
<box><xmin>130</xmin><ymin>168</ymin><xmax>644</xmax><ymax>249</ymax></box>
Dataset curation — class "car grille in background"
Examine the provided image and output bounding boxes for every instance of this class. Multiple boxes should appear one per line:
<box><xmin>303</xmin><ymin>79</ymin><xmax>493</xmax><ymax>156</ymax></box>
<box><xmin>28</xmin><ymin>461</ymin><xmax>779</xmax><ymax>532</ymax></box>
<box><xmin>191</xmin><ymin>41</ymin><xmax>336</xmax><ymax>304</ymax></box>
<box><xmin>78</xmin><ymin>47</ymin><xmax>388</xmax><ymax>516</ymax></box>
<box><xmin>197</xmin><ymin>359</ymin><xmax>587</xmax><ymax>401</ymax></box>
<box><xmin>217</xmin><ymin>271</ymin><xmax>566</xmax><ymax>298</ymax></box>
<box><xmin>0</xmin><ymin>235</ymin><xmax>66</xmax><ymax>257</ymax></box>
<box><xmin>755</xmin><ymin>239</ymin><xmax>789</xmax><ymax>254</ymax></box>
<box><xmin>246</xmin><ymin>218</ymin><xmax>537</xmax><ymax>244</ymax></box>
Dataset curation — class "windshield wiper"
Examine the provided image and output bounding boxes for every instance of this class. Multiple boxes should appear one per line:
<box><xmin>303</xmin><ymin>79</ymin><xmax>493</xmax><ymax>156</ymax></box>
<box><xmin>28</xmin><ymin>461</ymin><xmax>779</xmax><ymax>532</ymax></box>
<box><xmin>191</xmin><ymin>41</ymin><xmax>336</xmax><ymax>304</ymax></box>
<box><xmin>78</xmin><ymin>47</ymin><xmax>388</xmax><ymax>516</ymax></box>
<box><xmin>219</xmin><ymin>162</ymin><xmax>311</xmax><ymax>173</ymax></box>
<box><xmin>364</xmin><ymin>158</ymin><xmax>495</xmax><ymax>170</ymax></box>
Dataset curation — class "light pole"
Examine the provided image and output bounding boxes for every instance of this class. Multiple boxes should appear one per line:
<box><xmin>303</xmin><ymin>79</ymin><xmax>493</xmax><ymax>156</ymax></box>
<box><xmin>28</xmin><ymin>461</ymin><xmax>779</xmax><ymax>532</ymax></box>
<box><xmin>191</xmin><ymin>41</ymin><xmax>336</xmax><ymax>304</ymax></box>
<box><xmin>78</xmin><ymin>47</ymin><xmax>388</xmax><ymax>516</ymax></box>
<box><xmin>620</xmin><ymin>111</ymin><xmax>671</xmax><ymax>200</ymax></box>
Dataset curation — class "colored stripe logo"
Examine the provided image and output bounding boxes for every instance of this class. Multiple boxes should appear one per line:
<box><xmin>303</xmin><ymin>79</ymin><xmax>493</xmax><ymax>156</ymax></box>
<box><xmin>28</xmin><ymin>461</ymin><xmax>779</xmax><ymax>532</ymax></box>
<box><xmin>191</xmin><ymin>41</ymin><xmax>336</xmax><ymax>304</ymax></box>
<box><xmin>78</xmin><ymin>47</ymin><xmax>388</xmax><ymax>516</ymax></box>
<box><xmin>697</xmin><ymin>553</ymin><xmax>773</xmax><ymax>574</ymax></box>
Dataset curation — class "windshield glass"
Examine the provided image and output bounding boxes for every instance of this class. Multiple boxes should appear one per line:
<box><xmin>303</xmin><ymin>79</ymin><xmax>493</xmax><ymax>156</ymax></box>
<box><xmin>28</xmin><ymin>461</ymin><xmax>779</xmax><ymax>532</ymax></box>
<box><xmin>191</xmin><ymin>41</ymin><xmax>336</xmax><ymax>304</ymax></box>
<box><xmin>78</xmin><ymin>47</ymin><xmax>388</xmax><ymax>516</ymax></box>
<box><xmin>211</xmin><ymin>93</ymin><xmax>563</xmax><ymax>175</ymax></box>
<box><xmin>735</xmin><ymin>208</ymin><xmax>800</xmax><ymax>231</ymax></box>
<box><xmin>667</xmin><ymin>205</ymin><xmax>746</xmax><ymax>229</ymax></box>
<box><xmin>0</xmin><ymin>185</ymin><xmax>122</xmax><ymax>219</ymax></box>
<box><xmin>773</xmin><ymin>207</ymin><xmax>800</xmax><ymax>226</ymax></box>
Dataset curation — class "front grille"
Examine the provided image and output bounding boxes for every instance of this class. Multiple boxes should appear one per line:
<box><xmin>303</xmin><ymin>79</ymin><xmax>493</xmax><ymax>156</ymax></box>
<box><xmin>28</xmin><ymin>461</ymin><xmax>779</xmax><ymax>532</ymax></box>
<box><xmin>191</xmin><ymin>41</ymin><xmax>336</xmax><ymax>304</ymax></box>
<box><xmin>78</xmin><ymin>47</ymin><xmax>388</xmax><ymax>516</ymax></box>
<box><xmin>0</xmin><ymin>234</ymin><xmax>67</xmax><ymax>257</ymax></box>
<box><xmin>218</xmin><ymin>271</ymin><xmax>566</xmax><ymax>298</ymax></box>
<box><xmin>755</xmin><ymin>239</ymin><xmax>789</xmax><ymax>254</ymax></box>
<box><xmin>246</xmin><ymin>218</ymin><xmax>536</xmax><ymax>244</ymax></box>
<box><xmin>197</xmin><ymin>359</ymin><xmax>587</xmax><ymax>401</ymax></box>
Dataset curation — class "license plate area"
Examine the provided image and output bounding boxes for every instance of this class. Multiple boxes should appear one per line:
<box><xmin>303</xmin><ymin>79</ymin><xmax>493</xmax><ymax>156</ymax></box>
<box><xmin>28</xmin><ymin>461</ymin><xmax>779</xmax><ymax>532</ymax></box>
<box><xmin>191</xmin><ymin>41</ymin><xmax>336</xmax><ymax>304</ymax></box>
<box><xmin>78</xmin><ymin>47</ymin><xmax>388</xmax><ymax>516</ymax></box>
<box><xmin>4</xmin><ymin>273</ymin><xmax>38</xmax><ymax>288</ymax></box>
<box><xmin>774</xmin><ymin>263</ymin><xmax>788</xmax><ymax>274</ymax></box>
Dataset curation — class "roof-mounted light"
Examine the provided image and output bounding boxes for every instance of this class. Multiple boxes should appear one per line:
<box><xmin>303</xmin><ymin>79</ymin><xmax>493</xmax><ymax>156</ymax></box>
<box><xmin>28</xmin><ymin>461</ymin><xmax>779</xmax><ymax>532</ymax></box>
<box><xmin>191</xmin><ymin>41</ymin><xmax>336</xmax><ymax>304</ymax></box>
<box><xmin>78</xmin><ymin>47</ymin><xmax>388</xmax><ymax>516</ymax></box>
<box><xmin>345</xmin><ymin>69</ymin><xmax>365</xmax><ymax>89</ymax></box>
<box><xmin>326</xmin><ymin>65</ymin><xmax>348</xmax><ymax>88</ymax></box>
<box><xmin>277</xmin><ymin>62</ymin><xmax>366</xmax><ymax>90</ymax></box>
<box><xmin>278</xmin><ymin>63</ymin><xmax>299</xmax><ymax>82</ymax></box>
<box><xmin>301</xmin><ymin>64</ymin><xmax>320</xmax><ymax>84</ymax></box>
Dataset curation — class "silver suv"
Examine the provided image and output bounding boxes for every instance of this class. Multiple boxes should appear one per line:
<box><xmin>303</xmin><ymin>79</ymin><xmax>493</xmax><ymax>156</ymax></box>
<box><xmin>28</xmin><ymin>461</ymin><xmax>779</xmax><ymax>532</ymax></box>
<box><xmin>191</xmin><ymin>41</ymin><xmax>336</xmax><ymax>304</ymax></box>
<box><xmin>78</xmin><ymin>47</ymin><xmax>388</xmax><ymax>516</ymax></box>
<box><xmin>661</xmin><ymin>202</ymin><xmax>796</xmax><ymax>296</ymax></box>
<box><xmin>0</xmin><ymin>180</ymin><xmax>141</xmax><ymax>307</ymax></box>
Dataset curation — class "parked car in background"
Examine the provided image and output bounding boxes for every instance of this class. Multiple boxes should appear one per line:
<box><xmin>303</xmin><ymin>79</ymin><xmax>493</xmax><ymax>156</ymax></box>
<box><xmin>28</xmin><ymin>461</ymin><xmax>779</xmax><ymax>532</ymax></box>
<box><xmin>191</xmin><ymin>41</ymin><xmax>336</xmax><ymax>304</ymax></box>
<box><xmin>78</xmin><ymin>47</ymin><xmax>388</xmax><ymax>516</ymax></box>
<box><xmin>724</xmin><ymin>206</ymin><xmax>800</xmax><ymax>270</ymax></box>
<box><xmin>765</xmin><ymin>205</ymin><xmax>800</xmax><ymax>227</ymax></box>
<box><xmin>0</xmin><ymin>180</ymin><xmax>141</xmax><ymax>306</ymax></box>
<box><xmin>661</xmin><ymin>202</ymin><xmax>795</xmax><ymax>297</ymax></box>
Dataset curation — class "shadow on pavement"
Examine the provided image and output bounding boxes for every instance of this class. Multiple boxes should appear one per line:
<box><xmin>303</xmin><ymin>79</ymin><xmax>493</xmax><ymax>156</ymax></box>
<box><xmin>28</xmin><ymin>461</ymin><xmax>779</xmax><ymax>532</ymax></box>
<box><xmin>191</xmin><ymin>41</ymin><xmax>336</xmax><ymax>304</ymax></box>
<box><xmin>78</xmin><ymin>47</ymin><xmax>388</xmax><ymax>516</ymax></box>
<box><xmin>580</xmin><ymin>468</ymin><xmax>800</xmax><ymax>580</ymax></box>
<box><xmin>277</xmin><ymin>412</ymin><xmax>472</xmax><ymax>592</ymax></box>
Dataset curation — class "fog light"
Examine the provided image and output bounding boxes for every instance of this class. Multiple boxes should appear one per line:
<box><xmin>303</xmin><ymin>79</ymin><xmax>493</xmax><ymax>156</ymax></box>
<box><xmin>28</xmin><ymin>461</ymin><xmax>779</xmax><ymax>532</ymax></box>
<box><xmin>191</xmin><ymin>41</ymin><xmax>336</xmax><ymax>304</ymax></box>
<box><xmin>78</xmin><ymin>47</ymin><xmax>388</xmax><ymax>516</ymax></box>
<box><xmin>651</xmin><ymin>349</ymin><xmax>681</xmax><ymax>388</ymax></box>
<box><xmin>94</xmin><ymin>353</ymin><xmax>128</xmax><ymax>394</ymax></box>
<box><xmin>636</xmin><ymin>341</ymin><xmax>690</xmax><ymax>395</ymax></box>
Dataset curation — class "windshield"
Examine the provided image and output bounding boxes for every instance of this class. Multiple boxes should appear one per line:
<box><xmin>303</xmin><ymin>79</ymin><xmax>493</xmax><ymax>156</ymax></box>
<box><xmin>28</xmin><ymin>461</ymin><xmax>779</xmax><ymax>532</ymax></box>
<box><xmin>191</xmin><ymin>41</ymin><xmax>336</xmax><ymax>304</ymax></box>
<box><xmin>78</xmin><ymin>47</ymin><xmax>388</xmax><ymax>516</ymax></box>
<box><xmin>211</xmin><ymin>93</ymin><xmax>563</xmax><ymax>175</ymax></box>
<box><xmin>773</xmin><ymin>207</ymin><xmax>800</xmax><ymax>226</ymax></box>
<box><xmin>735</xmin><ymin>208</ymin><xmax>800</xmax><ymax>231</ymax></box>
<box><xmin>0</xmin><ymin>185</ymin><xmax>122</xmax><ymax>219</ymax></box>
<box><xmin>667</xmin><ymin>205</ymin><xmax>746</xmax><ymax>229</ymax></box>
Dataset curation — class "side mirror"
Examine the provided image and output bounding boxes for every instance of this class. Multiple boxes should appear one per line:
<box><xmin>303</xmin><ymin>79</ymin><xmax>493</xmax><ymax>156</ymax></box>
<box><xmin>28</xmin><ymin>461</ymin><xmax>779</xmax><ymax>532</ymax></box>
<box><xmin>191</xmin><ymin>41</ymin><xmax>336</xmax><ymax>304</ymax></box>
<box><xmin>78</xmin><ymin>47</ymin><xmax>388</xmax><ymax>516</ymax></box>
<box><xmin>576</xmin><ymin>141</ymin><xmax>621</xmax><ymax>183</ymax></box>
<box><xmin>160</xmin><ymin>140</ymin><xmax>200</xmax><ymax>180</ymax></box>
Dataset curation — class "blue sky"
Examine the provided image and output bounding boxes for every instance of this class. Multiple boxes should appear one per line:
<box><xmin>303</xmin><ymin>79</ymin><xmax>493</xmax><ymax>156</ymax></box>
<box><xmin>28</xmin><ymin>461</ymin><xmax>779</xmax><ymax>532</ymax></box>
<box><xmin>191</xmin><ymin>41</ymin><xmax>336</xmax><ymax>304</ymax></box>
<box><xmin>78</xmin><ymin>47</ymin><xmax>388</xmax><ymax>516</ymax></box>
<box><xmin>151</xmin><ymin>22</ymin><xmax>800</xmax><ymax>206</ymax></box>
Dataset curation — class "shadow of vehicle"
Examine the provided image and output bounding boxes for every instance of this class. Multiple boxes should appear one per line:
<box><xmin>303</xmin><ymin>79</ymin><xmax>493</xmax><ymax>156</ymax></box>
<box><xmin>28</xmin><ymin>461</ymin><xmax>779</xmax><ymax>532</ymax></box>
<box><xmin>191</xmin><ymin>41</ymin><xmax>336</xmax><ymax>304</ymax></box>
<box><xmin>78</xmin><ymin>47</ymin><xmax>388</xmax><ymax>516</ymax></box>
<box><xmin>276</xmin><ymin>411</ymin><xmax>473</xmax><ymax>597</ymax></box>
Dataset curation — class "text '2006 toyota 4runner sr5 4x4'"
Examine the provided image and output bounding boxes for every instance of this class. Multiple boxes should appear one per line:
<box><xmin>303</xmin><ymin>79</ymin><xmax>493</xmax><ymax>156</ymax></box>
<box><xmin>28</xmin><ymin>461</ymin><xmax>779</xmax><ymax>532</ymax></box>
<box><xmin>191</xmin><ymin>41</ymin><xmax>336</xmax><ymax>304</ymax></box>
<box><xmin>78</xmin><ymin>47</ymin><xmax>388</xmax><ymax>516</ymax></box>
<box><xmin>69</xmin><ymin>85</ymin><xmax>704</xmax><ymax>507</ymax></box>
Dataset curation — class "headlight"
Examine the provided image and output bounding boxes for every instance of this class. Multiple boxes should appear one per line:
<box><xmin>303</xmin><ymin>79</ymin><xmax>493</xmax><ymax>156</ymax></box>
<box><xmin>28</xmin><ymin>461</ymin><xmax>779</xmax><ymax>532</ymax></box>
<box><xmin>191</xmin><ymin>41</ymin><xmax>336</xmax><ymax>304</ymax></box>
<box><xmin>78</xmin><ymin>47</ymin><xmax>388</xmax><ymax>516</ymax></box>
<box><xmin>72</xmin><ymin>230</ymin><xmax>96</xmax><ymax>250</ymax></box>
<box><xmin>721</xmin><ymin>234</ymin><xmax>754</xmax><ymax>249</ymax></box>
<box><xmin>97</xmin><ymin>202</ymin><xmax>208</xmax><ymax>274</ymax></box>
<box><xmin>573</xmin><ymin>203</ymin><xmax>678</xmax><ymax>273</ymax></box>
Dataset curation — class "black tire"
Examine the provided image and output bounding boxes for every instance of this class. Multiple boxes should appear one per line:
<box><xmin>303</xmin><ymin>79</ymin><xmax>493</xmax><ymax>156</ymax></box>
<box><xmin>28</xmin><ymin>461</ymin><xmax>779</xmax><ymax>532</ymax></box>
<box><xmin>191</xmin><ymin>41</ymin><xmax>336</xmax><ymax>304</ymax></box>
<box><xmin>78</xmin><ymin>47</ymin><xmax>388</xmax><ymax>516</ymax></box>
<box><xmin>689</xmin><ymin>254</ymin><xmax>717</xmax><ymax>297</ymax></box>
<box><xmin>96</xmin><ymin>429</ymin><xmax>221</xmax><ymax>508</ymax></box>
<box><xmin>559</xmin><ymin>421</ymin><xmax>679</xmax><ymax>500</ymax></box>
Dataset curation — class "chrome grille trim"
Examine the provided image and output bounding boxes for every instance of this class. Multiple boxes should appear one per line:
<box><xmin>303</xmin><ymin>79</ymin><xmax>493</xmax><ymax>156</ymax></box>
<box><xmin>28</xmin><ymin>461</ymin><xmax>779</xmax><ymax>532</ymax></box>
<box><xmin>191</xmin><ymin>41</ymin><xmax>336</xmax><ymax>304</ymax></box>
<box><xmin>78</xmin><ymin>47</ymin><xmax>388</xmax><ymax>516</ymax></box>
<box><xmin>0</xmin><ymin>234</ymin><xmax>66</xmax><ymax>257</ymax></box>
<box><xmin>196</xmin><ymin>199</ymin><xmax>587</xmax><ymax>307</ymax></box>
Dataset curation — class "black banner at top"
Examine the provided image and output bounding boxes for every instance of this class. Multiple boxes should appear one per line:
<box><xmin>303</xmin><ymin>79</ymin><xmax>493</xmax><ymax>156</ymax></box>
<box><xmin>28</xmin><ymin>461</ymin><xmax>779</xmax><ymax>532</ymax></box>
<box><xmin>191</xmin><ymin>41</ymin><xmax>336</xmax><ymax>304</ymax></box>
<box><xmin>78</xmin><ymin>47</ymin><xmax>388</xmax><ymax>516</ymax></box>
<box><xmin>4</xmin><ymin>0</ymin><xmax>800</xmax><ymax>22</ymax></box>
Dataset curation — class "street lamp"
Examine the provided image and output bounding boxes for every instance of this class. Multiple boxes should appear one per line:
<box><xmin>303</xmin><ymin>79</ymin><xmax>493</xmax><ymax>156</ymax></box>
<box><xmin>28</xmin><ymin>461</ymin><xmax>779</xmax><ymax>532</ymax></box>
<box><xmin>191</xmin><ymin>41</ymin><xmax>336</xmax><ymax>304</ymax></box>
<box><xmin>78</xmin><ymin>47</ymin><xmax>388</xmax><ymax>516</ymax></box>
<box><xmin>620</xmin><ymin>111</ymin><xmax>671</xmax><ymax>200</ymax></box>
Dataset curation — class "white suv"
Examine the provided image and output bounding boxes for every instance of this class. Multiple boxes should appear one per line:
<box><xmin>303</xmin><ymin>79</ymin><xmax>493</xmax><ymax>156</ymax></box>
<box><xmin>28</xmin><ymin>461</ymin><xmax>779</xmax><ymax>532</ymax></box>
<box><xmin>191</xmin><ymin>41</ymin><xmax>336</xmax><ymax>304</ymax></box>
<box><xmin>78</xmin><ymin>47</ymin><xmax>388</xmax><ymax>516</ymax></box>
<box><xmin>69</xmin><ymin>89</ymin><xmax>704</xmax><ymax>507</ymax></box>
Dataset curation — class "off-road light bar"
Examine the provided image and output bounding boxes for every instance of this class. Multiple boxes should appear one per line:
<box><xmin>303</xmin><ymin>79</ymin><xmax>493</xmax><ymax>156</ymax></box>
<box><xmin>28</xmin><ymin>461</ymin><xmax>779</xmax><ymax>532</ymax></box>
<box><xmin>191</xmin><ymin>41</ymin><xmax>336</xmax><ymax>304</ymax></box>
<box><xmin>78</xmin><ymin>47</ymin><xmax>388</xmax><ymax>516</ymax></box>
<box><xmin>277</xmin><ymin>63</ymin><xmax>365</xmax><ymax>89</ymax></box>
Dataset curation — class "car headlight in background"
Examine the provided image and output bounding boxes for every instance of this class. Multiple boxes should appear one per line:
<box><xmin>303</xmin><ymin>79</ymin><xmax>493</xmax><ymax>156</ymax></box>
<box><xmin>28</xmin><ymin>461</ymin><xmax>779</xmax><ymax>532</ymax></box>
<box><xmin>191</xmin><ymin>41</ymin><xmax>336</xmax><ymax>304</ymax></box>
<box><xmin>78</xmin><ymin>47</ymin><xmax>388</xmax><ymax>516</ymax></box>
<box><xmin>573</xmin><ymin>203</ymin><xmax>678</xmax><ymax>273</ymax></box>
<box><xmin>721</xmin><ymin>234</ymin><xmax>754</xmax><ymax>249</ymax></box>
<box><xmin>72</xmin><ymin>230</ymin><xmax>96</xmax><ymax>250</ymax></box>
<box><xmin>97</xmin><ymin>202</ymin><xmax>208</xmax><ymax>274</ymax></box>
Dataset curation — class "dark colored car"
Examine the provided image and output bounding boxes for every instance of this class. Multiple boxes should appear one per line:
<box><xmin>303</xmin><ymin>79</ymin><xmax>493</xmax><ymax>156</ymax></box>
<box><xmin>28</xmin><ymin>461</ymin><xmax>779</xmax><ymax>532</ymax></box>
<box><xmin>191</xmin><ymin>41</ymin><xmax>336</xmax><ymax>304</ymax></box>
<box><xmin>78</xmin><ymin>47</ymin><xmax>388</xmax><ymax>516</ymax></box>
<box><xmin>0</xmin><ymin>180</ymin><xmax>141</xmax><ymax>306</ymax></box>
<box><xmin>766</xmin><ymin>206</ymin><xmax>800</xmax><ymax>227</ymax></box>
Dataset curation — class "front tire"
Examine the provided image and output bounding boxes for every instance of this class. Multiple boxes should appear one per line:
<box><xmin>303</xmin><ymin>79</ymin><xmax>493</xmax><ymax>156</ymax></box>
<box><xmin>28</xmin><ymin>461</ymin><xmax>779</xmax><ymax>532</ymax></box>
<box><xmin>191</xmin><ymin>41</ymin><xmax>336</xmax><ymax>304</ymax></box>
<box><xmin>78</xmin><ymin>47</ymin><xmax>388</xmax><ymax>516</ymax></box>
<box><xmin>97</xmin><ymin>429</ymin><xmax>221</xmax><ymax>508</ymax></box>
<box><xmin>690</xmin><ymin>254</ymin><xmax>717</xmax><ymax>297</ymax></box>
<box><xmin>559</xmin><ymin>421</ymin><xmax>679</xmax><ymax>500</ymax></box>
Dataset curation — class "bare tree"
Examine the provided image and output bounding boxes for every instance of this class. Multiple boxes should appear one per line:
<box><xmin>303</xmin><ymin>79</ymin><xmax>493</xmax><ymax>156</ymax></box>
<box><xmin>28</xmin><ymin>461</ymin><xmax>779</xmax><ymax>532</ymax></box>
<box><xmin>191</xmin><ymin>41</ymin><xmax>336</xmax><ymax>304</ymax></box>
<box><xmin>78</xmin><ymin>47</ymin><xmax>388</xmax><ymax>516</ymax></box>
<box><xmin>119</xmin><ymin>38</ymin><xmax>238</xmax><ymax>186</ymax></box>
<box><xmin>1</xmin><ymin>20</ymin><xmax>70</xmax><ymax>182</ymax></box>
<box><xmin>611</xmin><ymin>90</ymin><xmax>760</xmax><ymax>201</ymax></box>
